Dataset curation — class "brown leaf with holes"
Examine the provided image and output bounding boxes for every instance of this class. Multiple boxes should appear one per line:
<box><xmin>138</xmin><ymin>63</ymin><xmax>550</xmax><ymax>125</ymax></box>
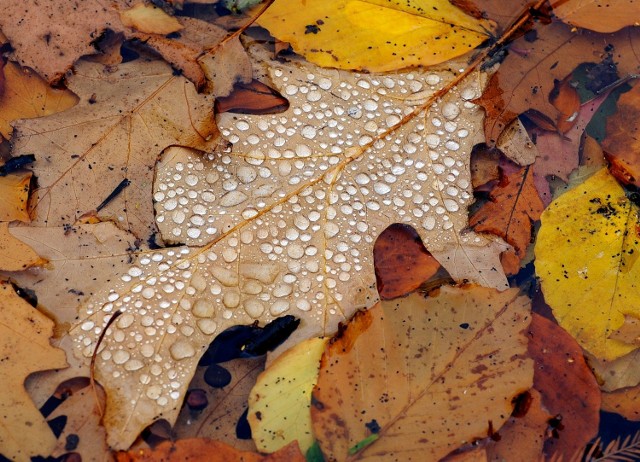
<box><xmin>115</xmin><ymin>439</ymin><xmax>305</xmax><ymax>462</ymax></box>
<box><xmin>528</xmin><ymin>314</ymin><xmax>601</xmax><ymax>460</ymax></box>
<box><xmin>373</xmin><ymin>224</ymin><xmax>442</xmax><ymax>299</ymax></box>
<box><xmin>602</xmin><ymin>79</ymin><xmax>640</xmax><ymax>187</ymax></box>
<box><xmin>470</xmin><ymin>166</ymin><xmax>544</xmax><ymax>274</ymax></box>
<box><xmin>476</xmin><ymin>22</ymin><xmax>640</xmax><ymax>145</ymax></box>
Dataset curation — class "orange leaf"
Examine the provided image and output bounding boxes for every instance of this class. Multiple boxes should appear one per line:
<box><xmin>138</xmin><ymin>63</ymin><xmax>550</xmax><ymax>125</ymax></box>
<box><xmin>528</xmin><ymin>314</ymin><xmax>601</xmax><ymax>460</ymax></box>
<box><xmin>550</xmin><ymin>73</ymin><xmax>581</xmax><ymax>134</ymax></box>
<box><xmin>373</xmin><ymin>224</ymin><xmax>441</xmax><ymax>299</ymax></box>
<box><xmin>470</xmin><ymin>166</ymin><xmax>544</xmax><ymax>267</ymax></box>
<box><xmin>115</xmin><ymin>439</ymin><xmax>305</xmax><ymax>462</ymax></box>
<box><xmin>602</xmin><ymin>79</ymin><xmax>640</xmax><ymax>188</ymax></box>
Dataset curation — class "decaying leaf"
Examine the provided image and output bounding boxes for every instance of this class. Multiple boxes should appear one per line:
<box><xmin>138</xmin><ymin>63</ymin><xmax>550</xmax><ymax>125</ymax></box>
<box><xmin>248</xmin><ymin>337</ymin><xmax>328</xmax><ymax>454</ymax></box>
<box><xmin>115</xmin><ymin>439</ymin><xmax>306</xmax><ymax>462</ymax></box>
<box><xmin>550</xmin><ymin>0</ymin><xmax>640</xmax><ymax>33</ymax></box>
<box><xmin>0</xmin><ymin>223</ymin><xmax>45</xmax><ymax>271</ymax></box>
<box><xmin>535</xmin><ymin>168</ymin><xmax>640</xmax><ymax>361</ymax></box>
<box><xmin>0</xmin><ymin>172</ymin><xmax>32</xmax><ymax>223</ymax></box>
<box><xmin>484</xmin><ymin>389</ymin><xmax>550</xmax><ymax>462</ymax></box>
<box><xmin>475</xmin><ymin>22</ymin><xmax>640</xmax><ymax>145</ymax></box>
<box><xmin>470</xmin><ymin>165</ymin><xmax>544</xmax><ymax>274</ymax></box>
<box><xmin>12</xmin><ymin>58</ymin><xmax>218</xmax><ymax>241</ymax></box>
<box><xmin>70</xmin><ymin>49</ymin><xmax>509</xmax><ymax>449</ymax></box>
<box><xmin>311</xmin><ymin>286</ymin><xmax>533</xmax><ymax>461</ymax></box>
<box><xmin>602</xmin><ymin>79</ymin><xmax>640</xmax><ymax>188</ymax></box>
<box><xmin>0</xmin><ymin>62</ymin><xmax>78</xmax><ymax>139</ymax></box>
<box><xmin>373</xmin><ymin>224</ymin><xmax>442</xmax><ymax>299</ymax></box>
<box><xmin>0</xmin><ymin>281</ymin><xmax>68</xmax><ymax>461</ymax></box>
<box><xmin>527</xmin><ymin>314</ymin><xmax>600</xmax><ymax>460</ymax></box>
<box><xmin>257</xmin><ymin>0</ymin><xmax>497</xmax><ymax>72</ymax></box>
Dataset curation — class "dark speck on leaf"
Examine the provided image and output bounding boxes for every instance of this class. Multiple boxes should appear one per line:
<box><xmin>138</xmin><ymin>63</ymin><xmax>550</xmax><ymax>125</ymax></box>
<box><xmin>305</xmin><ymin>24</ymin><xmax>321</xmax><ymax>34</ymax></box>
<box><xmin>365</xmin><ymin>419</ymin><xmax>381</xmax><ymax>434</ymax></box>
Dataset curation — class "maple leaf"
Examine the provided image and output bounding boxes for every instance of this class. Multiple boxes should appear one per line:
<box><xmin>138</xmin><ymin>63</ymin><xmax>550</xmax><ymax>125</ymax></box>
<box><xmin>11</xmin><ymin>58</ymin><xmax>219</xmax><ymax>241</ymax></box>
<box><xmin>0</xmin><ymin>281</ymin><xmax>68</xmax><ymax>461</ymax></box>
<box><xmin>69</xmin><ymin>52</ymin><xmax>509</xmax><ymax>448</ymax></box>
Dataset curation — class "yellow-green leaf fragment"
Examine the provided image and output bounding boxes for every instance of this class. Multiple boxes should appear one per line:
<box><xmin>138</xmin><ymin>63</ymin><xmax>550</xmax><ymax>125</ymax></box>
<box><xmin>535</xmin><ymin>168</ymin><xmax>640</xmax><ymax>361</ymax></box>
<box><xmin>257</xmin><ymin>0</ymin><xmax>497</xmax><ymax>72</ymax></box>
<box><xmin>248</xmin><ymin>337</ymin><xmax>329</xmax><ymax>454</ymax></box>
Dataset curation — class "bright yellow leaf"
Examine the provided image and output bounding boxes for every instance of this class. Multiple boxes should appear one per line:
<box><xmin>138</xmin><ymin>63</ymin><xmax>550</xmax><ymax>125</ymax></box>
<box><xmin>257</xmin><ymin>0</ymin><xmax>496</xmax><ymax>72</ymax></box>
<box><xmin>535</xmin><ymin>168</ymin><xmax>640</xmax><ymax>361</ymax></box>
<box><xmin>0</xmin><ymin>62</ymin><xmax>78</xmax><ymax>139</ymax></box>
<box><xmin>248</xmin><ymin>337</ymin><xmax>328</xmax><ymax>454</ymax></box>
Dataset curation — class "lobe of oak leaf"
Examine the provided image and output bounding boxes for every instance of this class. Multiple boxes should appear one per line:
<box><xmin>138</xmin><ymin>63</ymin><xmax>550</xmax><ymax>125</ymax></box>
<box><xmin>70</xmin><ymin>52</ymin><xmax>509</xmax><ymax>449</ymax></box>
<box><xmin>257</xmin><ymin>0</ymin><xmax>497</xmax><ymax>72</ymax></box>
<box><xmin>0</xmin><ymin>172</ymin><xmax>32</xmax><ymax>222</ymax></box>
<box><xmin>0</xmin><ymin>281</ymin><xmax>68</xmax><ymax>462</ymax></box>
<box><xmin>0</xmin><ymin>223</ymin><xmax>46</xmax><ymax>271</ymax></box>
<box><xmin>11</xmin><ymin>58</ymin><xmax>219</xmax><ymax>241</ymax></box>
<box><xmin>470</xmin><ymin>165</ymin><xmax>544</xmax><ymax>273</ymax></box>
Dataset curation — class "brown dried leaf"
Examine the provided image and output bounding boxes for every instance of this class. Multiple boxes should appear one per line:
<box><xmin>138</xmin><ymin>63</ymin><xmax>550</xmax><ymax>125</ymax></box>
<box><xmin>476</xmin><ymin>22</ymin><xmax>640</xmax><ymax>145</ymax></box>
<box><xmin>0</xmin><ymin>281</ymin><xmax>68</xmax><ymax>461</ymax></box>
<box><xmin>602</xmin><ymin>79</ymin><xmax>640</xmax><ymax>188</ymax></box>
<box><xmin>528</xmin><ymin>314</ymin><xmax>600</xmax><ymax>460</ymax></box>
<box><xmin>115</xmin><ymin>439</ymin><xmax>305</xmax><ymax>462</ymax></box>
<box><xmin>602</xmin><ymin>385</ymin><xmax>640</xmax><ymax>421</ymax></box>
<box><xmin>311</xmin><ymin>286</ymin><xmax>533</xmax><ymax>461</ymax></box>
<box><xmin>0</xmin><ymin>172</ymin><xmax>32</xmax><ymax>222</ymax></box>
<box><xmin>11</xmin><ymin>58</ymin><xmax>218</xmax><ymax>240</ymax></box>
<box><xmin>470</xmin><ymin>166</ymin><xmax>544</xmax><ymax>273</ymax></box>
<box><xmin>550</xmin><ymin>0</ymin><xmax>640</xmax><ymax>33</ymax></box>
<box><xmin>373</xmin><ymin>224</ymin><xmax>441</xmax><ymax>299</ymax></box>
<box><xmin>0</xmin><ymin>222</ymin><xmax>45</xmax><ymax>271</ymax></box>
<box><xmin>587</xmin><ymin>349</ymin><xmax>640</xmax><ymax>392</ymax></box>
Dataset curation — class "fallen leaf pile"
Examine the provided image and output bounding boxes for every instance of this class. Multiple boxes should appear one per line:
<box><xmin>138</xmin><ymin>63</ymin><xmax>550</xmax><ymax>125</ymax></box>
<box><xmin>1</xmin><ymin>0</ymin><xmax>640</xmax><ymax>460</ymax></box>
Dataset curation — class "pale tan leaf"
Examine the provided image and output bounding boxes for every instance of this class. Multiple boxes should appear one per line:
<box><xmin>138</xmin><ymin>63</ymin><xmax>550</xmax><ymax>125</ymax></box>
<box><xmin>119</xmin><ymin>3</ymin><xmax>183</xmax><ymax>35</ymax></box>
<box><xmin>12</xmin><ymin>58</ymin><xmax>218</xmax><ymax>240</ymax></box>
<box><xmin>0</xmin><ymin>222</ymin><xmax>46</xmax><ymax>271</ymax></box>
<box><xmin>49</xmin><ymin>385</ymin><xmax>110</xmax><ymax>460</ymax></box>
<box><xmin>586</xmin><ymin>349</ymin><xmax>640</xmax><ymax>392</ymax></box>
<box><xmin>550</xmin><ymin>0</ymin><xmax>640</xmax><ymax>33</ymax></box>
<box><xmin>0</xmin><ymin>281</ymin><xmax>68</xmax><ymax>461</ymax></box>
<box><xmin>70</xmin><ymin>52</ymin><xmax>508</xmax><ymax>449</ymax></box>
<box><xmin>1</xmin><ymin>222</ymin><xmax>139</xmax><ymax>325</ymax></box>
<box><xmin>311</xmin><ymin>286</ymin><xmax>533</xmax><ymax>461</ymax></box>
<box><xmin>0</xmin><ymin>172</ymin><xmax>31</xmax><ymax>222</ymax></box>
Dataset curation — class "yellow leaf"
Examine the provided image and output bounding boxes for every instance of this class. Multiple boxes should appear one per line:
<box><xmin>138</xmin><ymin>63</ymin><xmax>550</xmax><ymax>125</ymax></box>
<box><xmin>0</xmin><ymin>62</ymin><xmax>78</xmax><ymax>139</ymax></box>
<box><xmin>0</xmin><ymin>281</ymin><xmax>68</xmax><ymax>461</ymax></box>
<box><xmin>257</xmin><ymin>0</ymin><xmax>496</xmax><ymax>72</ymax></box>
<box><xmin>0</xmin><ymin>222</ymin><xmax>46</xmax><ymax>271</ymax></box>
<box><xmin>535</xmin><ymin>168</ymin><xmax>640</xmax><ymax>361</ymax></box>
<box><xmin>248</xmin><ymin>337</ymin><xmax>328</xmax><ymax>454</ymax></box>
<box><xmin>311</xmin><ymin>287</ymin><xmax>533</xmax><ymax>461</ymax></box>
<box><xmin>119</xmin><ymin>3</ymin><xmax>184</xmax><ymax>35</ymax></box>
<box><xmin>0</xmin><ymin>172</ymin><xmax>31</xmax><ymax>222</ymax></box>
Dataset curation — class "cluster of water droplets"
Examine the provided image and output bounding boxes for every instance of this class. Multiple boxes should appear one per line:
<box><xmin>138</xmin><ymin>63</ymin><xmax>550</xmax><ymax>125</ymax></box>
<box><xmin>73</xmin><ymin>57</ymin><xmax>485</xmax><ymax>415</ymax></box>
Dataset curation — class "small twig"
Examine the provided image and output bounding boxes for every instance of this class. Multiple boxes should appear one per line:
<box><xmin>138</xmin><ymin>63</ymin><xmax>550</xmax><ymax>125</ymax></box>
<box><xmin>90</xmin><ymin>310</ymin><xmax>122</xmax><ymax>416</ymax></box>
<box><xmin>96</xmin><ymin>178</ymin><xmax>131</xmax><ymax>212</ymax></box>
